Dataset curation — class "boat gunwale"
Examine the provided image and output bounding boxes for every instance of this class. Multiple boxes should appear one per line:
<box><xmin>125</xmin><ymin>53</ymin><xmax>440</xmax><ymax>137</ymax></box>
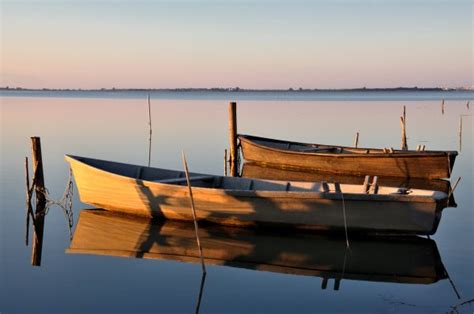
<box><xmin>65</xmin><ymin>155</ymin><xmax>445</xmax><ymax>203</ymax></box>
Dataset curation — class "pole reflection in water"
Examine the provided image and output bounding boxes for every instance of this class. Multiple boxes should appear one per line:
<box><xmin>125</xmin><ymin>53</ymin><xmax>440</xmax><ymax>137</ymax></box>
<box><xmin>68</xmin><ymin>209</ymin><xmax>450</xmax><ymax>288</ymax></box>
<box><xmin>195</xmin><ymin>272</ymin><xmax>206</xmax><ymax>314</ymax></box>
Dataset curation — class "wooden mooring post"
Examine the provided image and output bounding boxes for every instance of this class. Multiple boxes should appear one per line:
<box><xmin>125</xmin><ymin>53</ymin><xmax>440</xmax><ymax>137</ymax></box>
<box><xmin>31</xmin><ymin>137</ymin><xmax>46</xmax><ymax>266</ymax></box>
<box><xmin>400</xmin><ymin>106</ymin><xmax>408</xmax><ymax>150</ymax></box>
<box><xmin>353</xmin><ymin>132</ymin><xmax>359</xmax><ymax>148</ymax></box>
<box><xmin>228</xmin><ymin>102</ymin><xmax>238</xmax><ymax>176</ymax></box>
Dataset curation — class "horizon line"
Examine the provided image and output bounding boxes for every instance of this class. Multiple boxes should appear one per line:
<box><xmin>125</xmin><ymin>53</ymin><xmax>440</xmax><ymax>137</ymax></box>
<box><xmin>1</xmin><ymin>86</ymin><xmax>473</xmax><ymax>92</ymax></box>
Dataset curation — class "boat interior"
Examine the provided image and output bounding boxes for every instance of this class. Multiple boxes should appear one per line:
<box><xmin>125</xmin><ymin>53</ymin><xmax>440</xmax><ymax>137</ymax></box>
<box><xmin>70</xmin><ymin>155</ymin><xmax>447</xmax><ymax>199</ymax></box>
<box><xmin>240</xmin><ymin>134</ymin><xmax>440</xmax><ymax>155</ymax></box>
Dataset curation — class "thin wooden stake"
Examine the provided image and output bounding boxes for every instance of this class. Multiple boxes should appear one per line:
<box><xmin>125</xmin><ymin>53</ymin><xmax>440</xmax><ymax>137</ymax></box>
<box><xmin>31</xmin><ymin>137</ymin><xmax>46</xmax><ymax>266</ymax></box>
<box><xmin>228</xmin><ymin>102</ymin><xmax>238</xmax><ymax>176</ymax></box>
<box><xmin>224</xmin><ymin>149</ymin><xmax>228</xmax><ymax>176</ymax></box>
<box><xmin>182</xmin><ymin>151</ymin><xmax>206</xmax><ymax>274</ymax></box>
<box><xmin>441</xmin><ymin>99</ymin><xmax>445</xmax><ymax>115</ymax></box>
<box><xmin>400</xmin><ymin>105</ymin><xmax>408</xmax><ymax>150</ymax></box>
<box><xmin>353</xmin><ymin>132</ymin><xmax>359</xmax><ymax>148</ymax></box>
<box><xmin>147</xmin><ymin>94</ymin><xmax>153</xmax><ymax>167</ymax></box>
<box><xmin>458</xmin><ymin>115</ymin><xmax>463</xmax><ymax>152</ymax></box>
<box><xmin>467</xmin><ymin>101</ymin><xmax>470</xmax><ymax>110</ymax></box>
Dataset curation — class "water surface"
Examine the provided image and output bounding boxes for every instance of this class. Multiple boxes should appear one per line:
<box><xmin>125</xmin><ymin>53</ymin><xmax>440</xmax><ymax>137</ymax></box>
<box><xmin>1</xmin><ymin>91</ymin><xmax>472</xmax><ymax>313</ymax></box>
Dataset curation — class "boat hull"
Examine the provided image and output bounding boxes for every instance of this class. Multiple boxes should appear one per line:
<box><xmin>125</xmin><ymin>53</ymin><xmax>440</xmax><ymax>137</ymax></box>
<box><xmin>67</xmin><ymin>156</ymin><xmax>445</xmax><ymax>235</ymax></box>
<box><xmin>239</xmin><ymin>135</ymin><xmax>456</xmax><ymax>179</ymax></box>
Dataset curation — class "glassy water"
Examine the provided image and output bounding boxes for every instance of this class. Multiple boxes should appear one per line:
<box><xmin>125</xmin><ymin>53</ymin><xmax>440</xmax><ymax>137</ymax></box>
<box><xmin>1</xmin><ymin>91</ymin><xmax>473</xmax><ymax>313</ymax></box>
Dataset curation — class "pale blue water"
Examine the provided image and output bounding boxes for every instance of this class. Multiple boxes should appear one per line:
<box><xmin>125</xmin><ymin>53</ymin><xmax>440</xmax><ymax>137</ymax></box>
<box><xmin>1</xmin><ymin>91</ymin><xmax>473</xmax><ymax>313</ymax></box>
<box><xmin>1</xmin><ymin>89</ymin><xmax>473</xmax><ymax>101</ymax></box>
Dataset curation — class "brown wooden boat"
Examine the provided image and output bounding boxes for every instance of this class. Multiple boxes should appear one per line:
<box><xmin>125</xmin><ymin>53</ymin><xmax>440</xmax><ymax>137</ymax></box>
<box><xmin>66</xmin><ymin>155</ymin><xmax>448</xmax><ymax>235</ymax></box>
<box><xmin>239</xmin><ymin>134</ymin><xmax>457</xmax><ymax>179</ymax></box>
<box><xmin>67</xmin><ymin>209</ymin><xmax>448</xmax><ymax>286</ymax></box>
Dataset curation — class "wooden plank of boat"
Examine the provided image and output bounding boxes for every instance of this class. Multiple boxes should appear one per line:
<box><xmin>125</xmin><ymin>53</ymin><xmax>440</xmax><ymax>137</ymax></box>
<box><xmin>241</xmin><ymin>162</ymin><xmax>457</xmax><ymax>208</ymax></box>
<box><xmin>67</xmin><ymin>209</ymin><xmax>447</xmax><ymax>285</ymax></box>
<box><xmin>65</xmin><ymin>155</ymin><xmax>448</xmax><ymax>235</ymax></box>
<box><xmin>238</xmin><ymin>134</ymin><xmax>458</xmax><ymax>179</ymax></box>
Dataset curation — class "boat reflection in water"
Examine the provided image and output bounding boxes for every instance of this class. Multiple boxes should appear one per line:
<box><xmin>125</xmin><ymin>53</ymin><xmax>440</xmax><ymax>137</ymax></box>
<box><xmin>241</xmin><ymin>162</ymin><xmax>457</xmax><ymax>208</ymax></box>
<box><xmin>68</xmin><ymin>210</ymin><xmax>448</xmax><ymax>288</ymax></box>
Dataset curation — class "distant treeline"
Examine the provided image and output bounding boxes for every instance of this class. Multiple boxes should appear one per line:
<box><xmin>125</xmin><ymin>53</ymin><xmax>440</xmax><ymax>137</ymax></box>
<box><xmin>1</xmin><ymin>86</ymin><xmax>472</xmax><ymax>92</ymax></box>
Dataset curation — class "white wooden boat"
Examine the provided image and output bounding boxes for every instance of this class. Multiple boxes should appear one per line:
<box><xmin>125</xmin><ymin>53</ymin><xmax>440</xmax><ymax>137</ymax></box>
<box><xmin>66</xmin><ymin>155</ymin><xmax>449</xmax><ymax>234</ymax></box>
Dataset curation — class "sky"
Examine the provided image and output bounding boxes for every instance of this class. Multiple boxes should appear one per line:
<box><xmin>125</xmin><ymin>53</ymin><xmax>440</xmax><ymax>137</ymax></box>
<box><xmin>0</xmin><ymin>0</ymin><xmax>472</xmax><ymax>89</ymax></box>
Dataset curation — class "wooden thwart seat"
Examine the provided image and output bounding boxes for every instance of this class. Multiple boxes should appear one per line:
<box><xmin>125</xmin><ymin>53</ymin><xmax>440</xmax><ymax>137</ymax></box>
<box><xmin>155</xmin><ymin>175</ymin><xmax>214</xmax><ymax>184</ymax></box>
<box><xmin>299</xmin><ymin>147</ymin><xmax>336</xmax><ymax>153</ymax></box>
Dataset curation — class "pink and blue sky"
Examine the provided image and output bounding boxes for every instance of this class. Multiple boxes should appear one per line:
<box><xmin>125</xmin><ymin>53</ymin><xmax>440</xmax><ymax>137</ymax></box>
<box><xmin>1</xmin><ymin>0</ymin><xmax>472</xmax><ymax>89</ymax></box>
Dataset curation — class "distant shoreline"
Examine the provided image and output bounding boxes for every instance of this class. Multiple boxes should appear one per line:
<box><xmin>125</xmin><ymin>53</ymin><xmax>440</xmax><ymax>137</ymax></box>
<box><xmin>1</xmin><ymin>87</ymin><xmax>472</xmax><ymax>92</ymax></box>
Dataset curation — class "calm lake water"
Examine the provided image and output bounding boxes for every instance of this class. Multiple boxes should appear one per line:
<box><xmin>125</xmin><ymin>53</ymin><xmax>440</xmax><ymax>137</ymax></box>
<box><xmin>1</xmin><ymin>91</ymin><xmax>473</xmax><ymax>313</ymax></box>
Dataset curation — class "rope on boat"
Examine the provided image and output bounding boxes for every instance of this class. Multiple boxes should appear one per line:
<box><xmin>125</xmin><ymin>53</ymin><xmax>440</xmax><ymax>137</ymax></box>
<box><xmin>340</xmin><ymin>191</ymin><xmax>350</xmax><ymax>249</ymax></box>
<box><xmin>25</xmin><ymin>167</ymin><xmax>75</xmax><ymax>243</ymax></box>
<box><xmin>335</xmin><ymin>245</ymin><xmax>351</xmax><ymax>290</ymax></box>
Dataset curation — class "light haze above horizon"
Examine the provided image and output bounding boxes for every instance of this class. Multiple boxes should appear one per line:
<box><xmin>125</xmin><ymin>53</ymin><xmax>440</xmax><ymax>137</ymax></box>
<box><xmin>1</xmin><ymin>0</ymin><xmax>472</xmax><ymax>89</ymax></box>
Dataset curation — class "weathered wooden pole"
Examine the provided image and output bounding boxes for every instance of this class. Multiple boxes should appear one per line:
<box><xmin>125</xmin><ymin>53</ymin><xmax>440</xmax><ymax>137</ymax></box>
<box><xmin>228</xmin><ymin>102</ymin><xmax>238</xmax><ymax>176</ymax></box>
<box><xmin>182</xmin><ymin>152</ymin><xmax>206</xmax><ymax>274</ymax></box>
<box><xmin>147</xmin><ymin>94</ymin><xmax>153</xmax><ymax>167</ymax></box>
<box><xmin>224</xmin><ymin>149</ymin><xmax>228</xmax><ymax>176</ymax></box>
<box><xmin>353</xmin><ymin>132</ymin><xmax>359</xmax><ymax>148</ymax></box>
<box><xmin>400</xmin><ymin>106</ymin><xmax>408</xmax><ymax>150</ymax></box>
<box><xmin>441</xmin><ymin>99</ymin><xmax>445</xmax><ymax>115</ymax></box>
<box><xmin>458</xmin><ymin>115</ymin><xmax>463</xmax><ymax>152</ymax></box>
<box><xmin>467</xmin><ymin>101</ymin><xmax>470</xmax><ymax>110</ymax></box>
<box><xmin>31</xmin><ymin>137</ymin><xmax>46</xmax><ymax>266</ymax></box>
